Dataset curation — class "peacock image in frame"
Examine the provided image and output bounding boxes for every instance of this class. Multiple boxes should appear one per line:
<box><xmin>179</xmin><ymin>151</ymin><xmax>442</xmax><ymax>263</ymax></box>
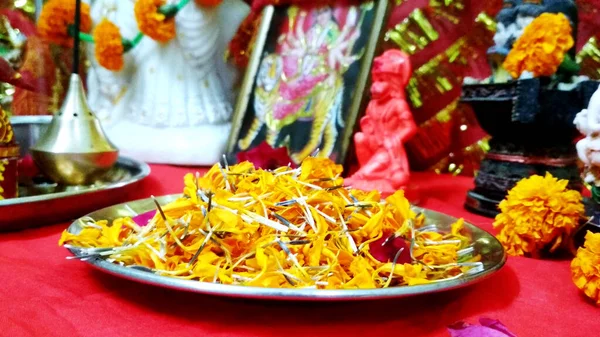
<box><xmin>227</xmin><ymin>0</ymin><xmax>390</xmax><ymax>166</ymax></box>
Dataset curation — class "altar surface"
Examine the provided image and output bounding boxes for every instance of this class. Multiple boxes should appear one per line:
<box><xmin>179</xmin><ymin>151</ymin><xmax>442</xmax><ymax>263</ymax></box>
<box><xmin>1</xmin><ymin>165</ymin><xmax>598</xmax><ymax>337</ymax></box>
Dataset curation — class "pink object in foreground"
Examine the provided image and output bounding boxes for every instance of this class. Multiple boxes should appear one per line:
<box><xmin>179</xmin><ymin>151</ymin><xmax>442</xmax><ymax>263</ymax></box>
<box><xmin>448</xmin><ymin>318</ymin><xmax>517</xmax><ymax>337</ymax></box>
<box><xmin>345</xmin><ymin>49</ymin><xmax>417</xmax><ymax>195</ymax></box>
<box><xmin>132</xmin><ymin>211</ymin><xmax>156</xmax><ymax>226</ymax></box>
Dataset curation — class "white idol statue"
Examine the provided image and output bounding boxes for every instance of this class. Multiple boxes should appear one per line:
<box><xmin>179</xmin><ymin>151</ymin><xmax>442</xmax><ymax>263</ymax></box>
<box><xmin>85</xmin><ymin>0</ymin><xmax>249</xmax><ymax>165</ymax></box>
<box><xmin>575</xmin><ymin>86</ymin><xmax>600</xmax><ymax>185</ymax></box>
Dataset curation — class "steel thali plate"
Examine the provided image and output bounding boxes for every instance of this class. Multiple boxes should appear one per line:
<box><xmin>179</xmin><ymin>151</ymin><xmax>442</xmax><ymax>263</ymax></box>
<box><xmin>0</xmin><ymin>116</ymin><xmax>150</xmax><ymax>230</ymax></box>
<box><xmin>66</xmin><ymin>194</ymin><xmax>506</xmax><ymax>301</ymax></box>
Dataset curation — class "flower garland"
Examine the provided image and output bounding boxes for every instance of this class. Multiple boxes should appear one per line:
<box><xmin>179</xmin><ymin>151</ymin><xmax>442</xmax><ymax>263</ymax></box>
<box><xmin>37</xmin><ymin>0</ymin><xmax>92</xmax><ymax>48</ymax></box>
<box><xmin>134</xmin><ymin>0</ymin><xmax>177</xmax><ymax>42</ymax></box>
<box><xmin>37</xmin><ymin>0</ymin><xmax>222</xmax><ymax>71</ymax></box>
<box><xmin>92</xmin><ymin>19</ymin><xmax>124</xmax><ymax>71</ymax></box>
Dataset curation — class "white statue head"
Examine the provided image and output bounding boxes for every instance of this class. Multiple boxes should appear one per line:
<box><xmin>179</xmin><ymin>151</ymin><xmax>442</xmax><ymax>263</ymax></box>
<box><xmin>575</xmin><ymin>86</ymin><xmax>600</xmax><ymax>184</ymax></box>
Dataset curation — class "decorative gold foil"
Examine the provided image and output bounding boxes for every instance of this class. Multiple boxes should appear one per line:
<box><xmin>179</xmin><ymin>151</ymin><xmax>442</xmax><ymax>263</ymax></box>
<box><xmin>576</xmin><ymin>36</ymin><xmax>600</xmax><ymax>79</ymax></box>
<box><xmin>406</xmin><ymin>15</ymin><xmax>495</xmax><ymax>110</ymax></box>
<box><xmin>0</xmin><ymin>145</ymin><xmax>19</xmax><ymax>158</ymax></box>
<box><xmin>429</xmin><ymin>0</ymin><xmax>465</xmax><ymax>24</ymax></box>
<box><xmin>430</xmin><ymin>137</ymin><xmax>491</xmax><ymax>176</ymax></box>
<box><xmin>475</xmin><ymin>12</ymin><xmax>497</xmax><ymax>32</ymax></box>
<box><xmin>13</xmin><ymin>0</ymin><xmax>36</xmax><ymax>16</ymax></box>
<box><xmin>385</xmin><ymin>9</ymin><xmax>438</xmax><ymax>55</ymax></box>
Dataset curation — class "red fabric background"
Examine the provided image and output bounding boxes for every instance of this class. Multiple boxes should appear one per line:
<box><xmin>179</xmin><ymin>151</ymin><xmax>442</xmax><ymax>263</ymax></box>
<box><xmin>0</xmin><ymin>165</ymin><xmax>599</xmax><ymax>337</ymax></box>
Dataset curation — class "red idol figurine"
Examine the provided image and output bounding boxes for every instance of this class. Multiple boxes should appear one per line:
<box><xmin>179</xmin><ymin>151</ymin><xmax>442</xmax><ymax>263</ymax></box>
<box><xmin>345</xmin><ymin>49</ymin><xmax>417</xmax><ymax>195</ymax></box>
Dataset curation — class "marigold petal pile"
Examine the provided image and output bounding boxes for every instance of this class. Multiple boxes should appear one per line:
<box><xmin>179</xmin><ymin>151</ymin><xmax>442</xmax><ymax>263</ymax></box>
<box><xmin>60</xmin><ymin>158</ymin><xmax>480</xmax><ymax>289</ymax></box>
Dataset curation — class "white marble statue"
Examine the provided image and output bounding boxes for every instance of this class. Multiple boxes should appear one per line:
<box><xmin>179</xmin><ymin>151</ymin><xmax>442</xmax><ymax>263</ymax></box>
<box><xmin>575</xmin><ymin>87</ymin><xmax>600</xmax><ymax>184</ymax></box>
<box><xmin>85</xmin><ymin>0</ymin><xmax>249</xmax><ymax>165</ymax></box>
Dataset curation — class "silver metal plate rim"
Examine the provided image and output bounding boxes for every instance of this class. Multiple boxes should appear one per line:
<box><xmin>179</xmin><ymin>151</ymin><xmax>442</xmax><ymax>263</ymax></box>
<box><xmin>0</xmin><ymin>156</ymin><xmax>151</xmax><ymax>206</ymax></box>
<box><xmin>67</xmin><ymin>194</ymin><xmax>506</xmax><ymax>301</ymax></box>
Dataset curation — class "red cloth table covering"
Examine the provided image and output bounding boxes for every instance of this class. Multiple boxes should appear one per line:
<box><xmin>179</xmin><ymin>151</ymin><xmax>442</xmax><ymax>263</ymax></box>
<box><xmin>0</xmin><ymin>165</ymin><xmax>598</xmax><ymax>337</ymax></box>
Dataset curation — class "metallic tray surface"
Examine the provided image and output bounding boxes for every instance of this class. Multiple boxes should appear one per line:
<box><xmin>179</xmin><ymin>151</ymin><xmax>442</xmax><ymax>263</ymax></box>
<box><xmin>66</xmin><ymin>194</ymin><xmax>506</xmax><ymax>301</ymax></box>
<box><xmin>1</xmin><ymin>116</ymin><xmax>150</xmax><ymax>230</ymax></box>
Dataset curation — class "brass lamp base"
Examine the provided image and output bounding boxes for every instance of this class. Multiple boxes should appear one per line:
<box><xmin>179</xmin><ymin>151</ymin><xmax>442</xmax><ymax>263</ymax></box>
<box><xmin>31</xmin><ymin>74</ymin><xmax>118</xmax><ymax>185</ymax></box>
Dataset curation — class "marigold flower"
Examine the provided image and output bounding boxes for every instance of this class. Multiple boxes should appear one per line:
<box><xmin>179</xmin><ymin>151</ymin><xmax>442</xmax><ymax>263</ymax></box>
<box><xmin>503</xmin><ymin>13</ymin><xmax>574</xmax><ymax>78</ymax></box>
<box><xmin>93</xmin><ymin>19</ymin><xmax>124</xmax><ymax>71</ymax></box>
<box><xmin>493</xmin><ymin>173</ymin><xmax>583</xmax><ymax>257</ymax></box>
<box><xmin>37</xmin><ymin>0</ymin><xmax>92</xmax><ymax>47</ymax></box>
<box><xmin>134</xmin><ymin>0</ymin><xmax>176</xmax><ymax>43</ymax></box>
<box><xmin>571</xmin><ymin>231</ymin><xmax>600</xmax><ymax>305</ymax></box>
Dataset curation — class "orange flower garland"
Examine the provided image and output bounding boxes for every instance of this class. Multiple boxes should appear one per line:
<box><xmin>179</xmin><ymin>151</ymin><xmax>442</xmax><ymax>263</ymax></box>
<box><xmin>37</xmin><ymin>0</ymin><xmax>92</xmax><ymax>47</ymax></box>
<box><xmin>134</xmin><ymin>0</ymin><xmax>176</xmax><ymax>43</ymax></box>
<box><xmin>503</xmin><ymin>13</ymin><xmax>574</xmax><ymax>78</ymax></box>
<box><xmin>93</xmin><ymin>19</ymin><xmax>125</xmax><ymax>71</ymax></box>
<box><xmin>493</xmin><ymin>173</ymin><xmax>583</xmax><ymax>257</ymax></box>
<box><xmin>571</xmin><ymin>231</ymin><xmax>600</xmax><ymax>305</ymax></box>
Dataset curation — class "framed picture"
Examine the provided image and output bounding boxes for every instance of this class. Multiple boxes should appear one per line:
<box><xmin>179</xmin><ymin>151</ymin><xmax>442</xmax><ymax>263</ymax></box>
<box><xmin>226</xmin><ymin>0</ymin><xmax>391</xmax><ymax>167</ymax></box>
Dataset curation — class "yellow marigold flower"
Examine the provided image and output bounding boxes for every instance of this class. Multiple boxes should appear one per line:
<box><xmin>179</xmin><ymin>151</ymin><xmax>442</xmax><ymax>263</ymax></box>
<box><xmin>93</xmin><ymin>19</ymin><xmax>124</xmax><ymax>71</ymax></box>
<box><xmin>503</xmin><ymin>13</ymin><xmax>574</xmax><ymax>78</ymax></box>
<box><xmin>37</xmin><ymin>0</ymin><xmax>92</xmax><ymax>47</ymax></box>
<box><xmin>134</xmin><ymin>0</ymin><xmax>176</xmax><ymax>43</ymax></box>
<box><xmin>571</xmin><ymin>231</ymin><xmax>600</xmax><ymax>306</ymax></box>
<box><xmin>493</xmin><ymin>173</ymin><xmax>583</xmax><ymax>257</ymax></box>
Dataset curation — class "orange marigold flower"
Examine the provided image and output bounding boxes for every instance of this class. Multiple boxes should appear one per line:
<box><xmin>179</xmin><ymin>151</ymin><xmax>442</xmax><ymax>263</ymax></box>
<box><xmin>503</xmin><ymin>13</ymin><xmax>574</xmax><ymax>78</ymax></box>
<box><xmin>37</xmin><ymin>0</ymin><xmax>92</xmax><ymax>47</ymax></box>
<box><xmin>134</xmin><ymin>0</ymin><xmax>176</xmax><ymax>43</ymax></box>
<box><xmin>571</xmin><ymin>231</ymin><xmax>600</xmax><ymax>306</ymax></box>
<box><xmin>493</xmin><ymin>173</ymin><xmax>583</xmax><ymax>257</ymax></box>
<box><xmin>93</xmin><ymin>19</ymin><xmax>124</xmax><ymax>71</ymax></box>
